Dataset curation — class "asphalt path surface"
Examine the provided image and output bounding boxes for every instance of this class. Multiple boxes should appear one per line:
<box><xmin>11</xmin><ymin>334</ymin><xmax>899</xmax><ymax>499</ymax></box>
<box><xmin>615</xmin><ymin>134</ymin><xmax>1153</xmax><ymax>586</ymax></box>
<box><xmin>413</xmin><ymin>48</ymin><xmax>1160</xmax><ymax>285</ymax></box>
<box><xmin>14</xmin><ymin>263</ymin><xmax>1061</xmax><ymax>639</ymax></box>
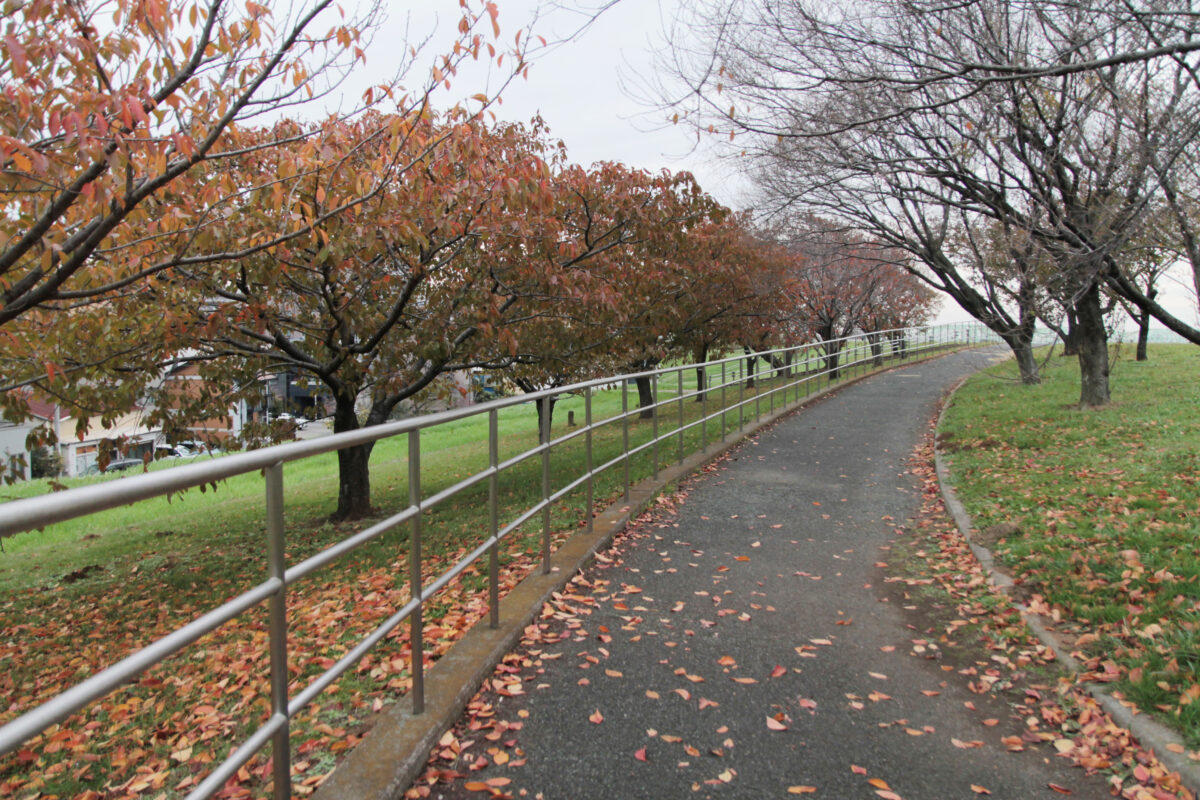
<box><xmin>421</xmin><ymin>348</ymin><xmax>1113</xmax><ymax>800</ymax></box>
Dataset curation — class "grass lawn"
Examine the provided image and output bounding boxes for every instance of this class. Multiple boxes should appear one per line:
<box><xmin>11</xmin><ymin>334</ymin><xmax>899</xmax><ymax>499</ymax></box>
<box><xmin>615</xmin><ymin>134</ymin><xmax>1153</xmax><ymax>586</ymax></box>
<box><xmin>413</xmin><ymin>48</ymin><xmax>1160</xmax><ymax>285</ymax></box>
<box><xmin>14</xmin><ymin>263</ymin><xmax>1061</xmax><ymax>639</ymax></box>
<box><xmin>0</xmin><ymin>340</ymin><xmax>930</xmax><ymax>800</ymax></box>
<box><xmin>939</xmin><ymin>343</ymin><xmax>1200</xmax><ymax>746</ymax></box>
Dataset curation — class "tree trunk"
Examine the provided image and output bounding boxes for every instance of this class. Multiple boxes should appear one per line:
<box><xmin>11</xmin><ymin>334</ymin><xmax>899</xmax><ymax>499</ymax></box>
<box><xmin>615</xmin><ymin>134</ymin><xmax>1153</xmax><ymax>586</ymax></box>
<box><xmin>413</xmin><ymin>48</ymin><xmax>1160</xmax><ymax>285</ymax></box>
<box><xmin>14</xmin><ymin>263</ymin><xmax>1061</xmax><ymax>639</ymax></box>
<box><xmin>534</xmin><ymin>395</ymin><xmax>557</xmax><ymax>443</ymax></box>
<box><xmin>743</xmin><ymin>347</ymin><xmax>756</xmax><ymax>388</ymax></box>
<box><xmin>694</xmin><ymin>343</ymin><xmax>709</xmax><ymax>402</ymax></box>
<box><xmin>1075</xmin><ymin>282</ymin><xmax>1111</xmax><ymax>408</ymax></box>
<box><xmin>868</xmin><ymin>333</ymin><xmax>884</xmax><ymax>366</ymax></box>
<box><xmin>1135</xmin><ymin>288</ymin><xmax>1157</xmax><ymax>361</ymax></box>
<box><xmin>1000</xmin><ymin>332</ymin><xmax>1041</xmax><ymax>385</ymax></box>
<box><xmin>635</xmin><ymin>375</ymin><xmax>655</xmax><ymax>420</ymax></box>
<box><xmin>822</xmin><ymin>339</ymin><xmax>842</xmax><ymax>379</ymax></box>
<box><xmin>331</xmin><ymin>394</ymin><xmax>374</xmax><ymax>521</ymax></box>
<box><xmin>1061</xmin><ymin>305</ymin><xmax>1081</xmax><ymax>356</ymax></box>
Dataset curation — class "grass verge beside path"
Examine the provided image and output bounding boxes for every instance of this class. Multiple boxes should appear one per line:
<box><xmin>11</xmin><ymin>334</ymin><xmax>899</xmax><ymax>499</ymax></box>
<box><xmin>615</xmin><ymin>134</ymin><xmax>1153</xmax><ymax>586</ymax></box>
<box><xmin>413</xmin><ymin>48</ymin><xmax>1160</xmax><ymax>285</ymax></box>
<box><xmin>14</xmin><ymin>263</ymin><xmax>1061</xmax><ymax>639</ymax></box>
<box><xmin>939</xmin><ymin>344</ymin><xmax>1200</xmax><ymax>749</ymax></box>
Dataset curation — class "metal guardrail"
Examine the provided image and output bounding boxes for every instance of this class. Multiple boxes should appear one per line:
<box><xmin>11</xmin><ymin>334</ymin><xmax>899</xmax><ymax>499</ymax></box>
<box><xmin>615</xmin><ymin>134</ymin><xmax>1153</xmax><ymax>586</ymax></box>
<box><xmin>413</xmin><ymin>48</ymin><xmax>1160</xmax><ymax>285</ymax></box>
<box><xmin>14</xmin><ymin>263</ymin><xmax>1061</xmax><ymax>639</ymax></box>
<box><xmin>0</xmin><ymin>322</ymin><xmax>993</xmax><ymax>798</ymax></box>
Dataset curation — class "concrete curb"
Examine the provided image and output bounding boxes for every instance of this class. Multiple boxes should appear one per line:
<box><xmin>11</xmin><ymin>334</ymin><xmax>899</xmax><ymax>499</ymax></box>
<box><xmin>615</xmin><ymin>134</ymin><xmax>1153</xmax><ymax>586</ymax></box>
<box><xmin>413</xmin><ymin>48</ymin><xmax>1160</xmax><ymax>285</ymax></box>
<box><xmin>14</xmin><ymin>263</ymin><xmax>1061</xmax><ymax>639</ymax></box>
<box><xmin>314</xmin><ymin>352</ymin><xmax>953</xmax><ymax>800</ymax></box>
<box><xmin>934</xmin><ymin>374</ymin><xmax>1200</xmax><ymax>794</ymax></box>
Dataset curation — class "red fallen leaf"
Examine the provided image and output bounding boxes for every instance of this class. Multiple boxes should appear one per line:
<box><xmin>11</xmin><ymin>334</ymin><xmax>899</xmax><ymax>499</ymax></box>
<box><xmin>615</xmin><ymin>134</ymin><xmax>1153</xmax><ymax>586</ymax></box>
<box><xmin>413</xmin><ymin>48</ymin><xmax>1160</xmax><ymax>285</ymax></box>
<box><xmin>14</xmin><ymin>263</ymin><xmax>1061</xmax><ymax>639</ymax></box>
<box><xmin>734</xmin><ymin>555</ymin><xmax>751</xmax><ymax>561</ymax></box>
<box><xmin>766</xmin><ymin>717</ymin><xmax>788</xmax><ymax>731</ymax></box>
<box><xmin>634</xmin><ymin>747</ymin><xmax>648</xmax><ymax>762</ymax></box>
<box><xmin>487</xmin><ymin>777</ymin><xmax>512</xmax><ymax>787</ymax></box>
<box><xmin>771</xmin><ymin>664</ymin><xmax>787</xmax><ymax>678</ymax></box>
<box><xmin>589</xmin><ymin>709</ymin><xmax>603</xmax><ymax>724</ymax></box>
<box><xmin>698</xmin><ymin>697</ymin><xmax>719</xmax><ymax>709</ymax></box>
<box><xmin>1048</xmin><ymin>784</ymin><xmax>1072</xmax><ymax>795</ymax></box>
<box><xmin>875</xmin><ymin>791</ymin><xmax>903</xmax><ymax>800</ymax></box>
<box><xmin>851</xmin><ymin>764</ymin><xmax>868</xmax><ymax>775</ymax></box>
<box><xmin>970</xmin><ymin>786</ymin><xmax>990</xmax><ymax>795</ymax></box>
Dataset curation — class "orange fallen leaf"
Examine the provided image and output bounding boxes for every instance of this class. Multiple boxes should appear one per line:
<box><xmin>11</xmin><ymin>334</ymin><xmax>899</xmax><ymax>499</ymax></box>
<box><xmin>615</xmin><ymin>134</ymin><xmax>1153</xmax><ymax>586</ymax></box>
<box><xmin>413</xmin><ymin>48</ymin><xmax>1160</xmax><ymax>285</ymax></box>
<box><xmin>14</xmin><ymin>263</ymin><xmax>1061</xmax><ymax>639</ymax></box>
<box><xmin>851</xmin><ymin>765</ymin><xmax>868</xmax><ymax>775</ymax></box>
<box><xmin>787</xmin><ymin>787</ymin><xmax>817</xmax><ymax>794</ymax></box>
<box><xmin>868</xmin><ymin>778</ymin><xmax>891</xmax><ymax>790</ymax></box>
<box><xmin>766</xmin><ymin>717</ymin><xmax>788</xmax><ymax>731</ymax></box>
<box><xmin>589</xmin><ymin>709</ymin><xmax>603</xmax><ymax>724</ymax></box>
<box><xmin>970</xmin><ymin>786</ymin><xmax>990</xmax><ymax>795</ymax></box>
<box><xmin>951</xmin><ymin>738</ymin><xmax>984</xmax><ymax>749</ymax></box>
<box><xmin>771</xmin><ymin>665</ymin><xmax>787</xmax><ymax>678</ymax></box>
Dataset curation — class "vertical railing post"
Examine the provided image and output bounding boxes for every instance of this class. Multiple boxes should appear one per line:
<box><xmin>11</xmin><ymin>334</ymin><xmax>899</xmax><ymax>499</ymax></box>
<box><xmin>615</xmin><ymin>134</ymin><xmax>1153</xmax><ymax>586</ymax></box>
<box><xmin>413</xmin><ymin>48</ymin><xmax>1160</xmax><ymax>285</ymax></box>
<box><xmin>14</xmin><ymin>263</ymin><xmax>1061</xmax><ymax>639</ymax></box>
<box><xmin>488</xmin><ymin>410</ymin><xmax>499</xmax><ymax>629</ymax></box>
<box><xmin>585</xmin><ymin>387</ymin><xmax>594</xmax><ymax>534</ymax></box>
<box><xmin>720</xmin><ymin>361</ymin><xmax>727</xmax><ymax>443</ymax></box>
<box><xmin>622</xmin><ymin>382</ymin><xmax>630</xmax><ymax>502</ymax></box>
<box><xmin>651</xmin><ymin>373</ymin><xmax>659</xmax><ymax>480</ymax></box>
<box><xmin>700</xmin><ymin>364</ymin><xmax>708</xmax><ymax>453</ymax></box>
<box><xmin>677</xmin><ymin>369</ymin><xmax>684</xmax><ymax>465</ymax></box>
<box><xmin>541</xmin><ymin>398</ymin><xmax>551</xmax><ymax>575</ymax></box>
<box><xmin>755</xmin><ymin>356</ymin><xmax>762</xmax><ymax>422</ymax></box>
<box><xmin>769</xmin><ymin>356</ymin><xmax>776</xmax><ymax>414</ymax></box>
<box><xmin>408</xmin><ymin>431</ymin><xmax>424</xmax><ymax>715</ymax></box>
<box><xmin>265</xmin><ymin>463</ymin><xmax>291</xmax><ymax>800</ymax></box>
<box><xmin>738</xmin><ymin>360</ymin><xmax>745</xmax><ymax>431</ymax></box>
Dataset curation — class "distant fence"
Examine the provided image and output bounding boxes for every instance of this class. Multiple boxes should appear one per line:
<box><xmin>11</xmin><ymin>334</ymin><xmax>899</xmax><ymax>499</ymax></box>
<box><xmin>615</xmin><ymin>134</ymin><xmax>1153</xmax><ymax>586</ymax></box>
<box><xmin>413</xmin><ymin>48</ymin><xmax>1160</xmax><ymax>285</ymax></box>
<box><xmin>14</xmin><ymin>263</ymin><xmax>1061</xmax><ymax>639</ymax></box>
<box><xmin>0</xmin><ymin>322</ymin><xmax>995</xmax><ymax>799</ymax></box>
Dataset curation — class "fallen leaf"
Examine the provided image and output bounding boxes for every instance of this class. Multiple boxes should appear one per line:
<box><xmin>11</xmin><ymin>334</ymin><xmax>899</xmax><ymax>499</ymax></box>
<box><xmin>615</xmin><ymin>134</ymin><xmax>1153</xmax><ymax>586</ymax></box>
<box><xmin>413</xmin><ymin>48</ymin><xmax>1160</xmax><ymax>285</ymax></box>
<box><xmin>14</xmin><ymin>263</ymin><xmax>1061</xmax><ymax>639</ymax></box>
<box><xmin>851</xmin><ymin>765</ymin><xmax>868</xmax><ymax>775</ymax></box>
<box><xmin>970</xmin><ymin>786</ymin><xmax>990</xmax><ymax>795</ymax></box>
<box><xmin>1048</xmin><ymin>784</ymin><xmax>1072</xmax><ymax>795</ymax></box>
<box><xmin>766</xmin><ymin>717</ymin><xmax>789</xmax><ymax>731</ymax></box>
<box><xmin>787</xmin><ymin>787</ymin><xmax>817</xmax><ymax>794</ymax></box>
<box><xmin>771</xmin><ymin>665</ymin><xmax>787</xmax><ymax>678</ymax></box>
<box><xmin>868</xmin><ymin>778</ymin><xmax>891</xmax><ymax>790</ymax></box>
<box><xmin>589</xmin><ymin>709</ymin><xmax>603</xmax><ymax>724</ymax></box>
<box><xmin>634</xmin><ymin>747</ymin><xmax>648</xmax><ymax>762</ymax></box>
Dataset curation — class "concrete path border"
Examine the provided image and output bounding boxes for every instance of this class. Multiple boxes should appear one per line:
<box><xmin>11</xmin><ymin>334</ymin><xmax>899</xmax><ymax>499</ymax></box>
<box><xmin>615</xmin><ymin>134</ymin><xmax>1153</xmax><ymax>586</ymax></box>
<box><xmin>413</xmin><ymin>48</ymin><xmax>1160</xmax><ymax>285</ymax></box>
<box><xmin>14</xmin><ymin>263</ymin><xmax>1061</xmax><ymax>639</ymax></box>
<box><xmin>934</xmin><ymin>374</ymin><xmax>1200</xmax><ymax>794</ymax></box>
<box><xmin>314</xmin><ymin>350</ymin><xmax>954</xmax><ymax>800</ymax></box>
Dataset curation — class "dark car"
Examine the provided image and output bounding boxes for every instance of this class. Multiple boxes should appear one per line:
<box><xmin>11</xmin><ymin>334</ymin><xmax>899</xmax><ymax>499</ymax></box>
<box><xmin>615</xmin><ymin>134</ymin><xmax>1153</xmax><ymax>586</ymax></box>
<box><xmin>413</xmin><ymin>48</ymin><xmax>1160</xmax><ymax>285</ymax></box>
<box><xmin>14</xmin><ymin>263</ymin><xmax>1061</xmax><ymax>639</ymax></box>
<box><xmin>84</xmin><ymin>458</ymin><xmax>146</xmax><ymax>475</ymax></box>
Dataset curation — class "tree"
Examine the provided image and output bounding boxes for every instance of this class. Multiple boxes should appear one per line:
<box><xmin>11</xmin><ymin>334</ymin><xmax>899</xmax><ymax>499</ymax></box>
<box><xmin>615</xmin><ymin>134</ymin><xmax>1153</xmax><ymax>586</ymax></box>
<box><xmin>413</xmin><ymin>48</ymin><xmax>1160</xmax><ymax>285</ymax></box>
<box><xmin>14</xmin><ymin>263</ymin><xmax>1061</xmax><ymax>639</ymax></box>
<box><xmin>166</xmin><ymin>112</ymin><xmax>564</xmax><ymax>520</ymax></box>
<box><xmin>0</xmin><ymin>0</ymin><xmax>530</xmax><ymax>430</ymax></box>
<box><xmin>657</xmin><ymin>0</ymin><xmax>1200</xmax><ymax>405</ymax></box>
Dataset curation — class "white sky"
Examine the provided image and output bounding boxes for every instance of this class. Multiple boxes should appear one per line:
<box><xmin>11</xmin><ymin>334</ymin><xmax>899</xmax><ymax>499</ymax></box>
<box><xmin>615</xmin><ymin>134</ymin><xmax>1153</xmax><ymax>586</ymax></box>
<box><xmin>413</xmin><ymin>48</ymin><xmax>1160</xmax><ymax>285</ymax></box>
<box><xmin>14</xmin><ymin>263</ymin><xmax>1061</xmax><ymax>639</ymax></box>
<box><xmin>338</xmin><ymin>0</ymin><xmax>750</xmax><ymax>207</ymax></box>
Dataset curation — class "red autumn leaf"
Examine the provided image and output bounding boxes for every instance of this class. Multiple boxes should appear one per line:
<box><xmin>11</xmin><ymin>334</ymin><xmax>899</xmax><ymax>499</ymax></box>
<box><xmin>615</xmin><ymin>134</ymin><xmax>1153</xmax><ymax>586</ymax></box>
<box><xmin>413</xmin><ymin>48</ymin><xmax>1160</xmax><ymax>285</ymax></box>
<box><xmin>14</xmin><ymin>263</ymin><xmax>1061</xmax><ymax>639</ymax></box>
<box><xmin>634</xmin><ymin>747</ymin><xmax>648</xmax><ymax>762</ymax></box>
<box><xmin>771</xmin><ymin>665</ymin><xmax>787</xmax><ymax>678</ymax></box>
<box><xmin>588</xmin><ymin>709</ymin><xmax>603</xmax><ymax>724</ymax></box>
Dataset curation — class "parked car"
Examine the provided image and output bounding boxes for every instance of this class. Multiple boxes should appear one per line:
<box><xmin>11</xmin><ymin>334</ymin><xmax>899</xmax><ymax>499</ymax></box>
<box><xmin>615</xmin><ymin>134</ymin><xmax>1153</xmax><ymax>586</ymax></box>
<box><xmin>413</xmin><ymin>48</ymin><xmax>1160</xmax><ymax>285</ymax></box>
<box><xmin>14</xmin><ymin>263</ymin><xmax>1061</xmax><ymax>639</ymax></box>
<box><xmin>84</xmin><ymin>458</ymin><xmax>146</xmax><ymax>475</ymax></box>
<box><xmin>154</xmin><ymin>444</ymin><xmax>194</xmax><ymax>459</ymax></box>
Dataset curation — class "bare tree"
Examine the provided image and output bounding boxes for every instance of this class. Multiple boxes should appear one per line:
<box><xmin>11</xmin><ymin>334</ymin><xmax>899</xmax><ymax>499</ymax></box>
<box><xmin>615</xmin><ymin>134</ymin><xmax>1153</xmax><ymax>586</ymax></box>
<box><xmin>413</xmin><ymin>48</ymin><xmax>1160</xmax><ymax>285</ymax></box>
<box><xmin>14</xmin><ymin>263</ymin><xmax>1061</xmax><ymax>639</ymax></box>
<box><xmin>654</xmin><ymin>0</ymin><xmax>1200</xmax><ymax>405</ymax></box>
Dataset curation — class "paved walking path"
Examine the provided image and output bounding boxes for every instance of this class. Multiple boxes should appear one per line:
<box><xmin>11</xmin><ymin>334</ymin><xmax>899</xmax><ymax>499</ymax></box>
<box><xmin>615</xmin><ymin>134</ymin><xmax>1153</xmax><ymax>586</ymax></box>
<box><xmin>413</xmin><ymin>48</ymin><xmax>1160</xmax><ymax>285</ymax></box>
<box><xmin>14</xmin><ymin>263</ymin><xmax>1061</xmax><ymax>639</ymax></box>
<box><xmin>419</xmin><ymin>348</ymin><xmax>1113</xmax><ymax>800</ymax></box>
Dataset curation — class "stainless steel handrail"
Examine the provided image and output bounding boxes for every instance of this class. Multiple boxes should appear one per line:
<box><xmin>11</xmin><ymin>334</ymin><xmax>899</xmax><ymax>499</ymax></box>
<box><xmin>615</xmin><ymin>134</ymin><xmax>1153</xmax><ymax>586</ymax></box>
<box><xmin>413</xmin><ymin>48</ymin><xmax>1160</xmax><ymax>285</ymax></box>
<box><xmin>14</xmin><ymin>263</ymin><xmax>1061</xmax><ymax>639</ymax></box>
<box><xmin>0</xmin><ymin>322</ymin><xmax>995</xmax><ymax>798</ymax></box>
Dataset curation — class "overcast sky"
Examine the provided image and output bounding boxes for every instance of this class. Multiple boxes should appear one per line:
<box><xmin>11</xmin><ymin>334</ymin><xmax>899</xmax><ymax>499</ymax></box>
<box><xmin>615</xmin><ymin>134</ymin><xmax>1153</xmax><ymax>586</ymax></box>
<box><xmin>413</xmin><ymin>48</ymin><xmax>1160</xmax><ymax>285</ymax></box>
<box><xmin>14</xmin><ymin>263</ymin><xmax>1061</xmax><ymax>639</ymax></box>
<box><xmin>340</xmin><ymin>0</ymin><xmax>750</xmax><ymax>207</ymax></box>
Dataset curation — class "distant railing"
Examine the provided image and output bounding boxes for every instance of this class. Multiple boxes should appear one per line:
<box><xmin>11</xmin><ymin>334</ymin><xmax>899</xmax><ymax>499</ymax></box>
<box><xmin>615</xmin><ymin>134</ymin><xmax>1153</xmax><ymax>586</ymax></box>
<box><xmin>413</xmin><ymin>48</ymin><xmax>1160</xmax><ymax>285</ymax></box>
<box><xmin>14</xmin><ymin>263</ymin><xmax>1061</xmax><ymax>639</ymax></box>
<box><xmin>0</xmin><ymin>322</ymin><xmax>994</xmax><ymax>799</ymax></box>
